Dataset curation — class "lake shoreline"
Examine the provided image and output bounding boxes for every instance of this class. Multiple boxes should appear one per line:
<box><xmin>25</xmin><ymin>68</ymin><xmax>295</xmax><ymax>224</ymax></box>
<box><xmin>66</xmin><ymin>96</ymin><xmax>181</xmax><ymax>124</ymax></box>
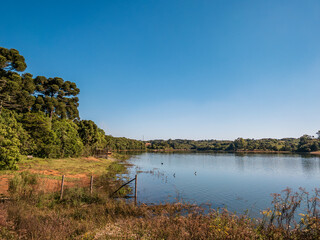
<box><xmin>147</xmin><ymin>149</ymin><xmax>293</xmax><ymax>153</ymax></box>
<box><xmin>310</xmin><ymin>151</ymin><xmax>320</xmax><ymax>155</ymax></box>
<box><xmin>118</xmin><ymin>149</ymin><xmax>315</xmax><ymax>155</ymax></box>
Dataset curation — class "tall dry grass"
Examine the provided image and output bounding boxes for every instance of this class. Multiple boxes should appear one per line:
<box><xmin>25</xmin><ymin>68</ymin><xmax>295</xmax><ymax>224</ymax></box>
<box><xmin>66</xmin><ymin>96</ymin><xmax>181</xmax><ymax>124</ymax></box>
<box><xmin>1</xmin><ymin>171</ymin><xmax>320</xmax><ymax>239</ymax></box>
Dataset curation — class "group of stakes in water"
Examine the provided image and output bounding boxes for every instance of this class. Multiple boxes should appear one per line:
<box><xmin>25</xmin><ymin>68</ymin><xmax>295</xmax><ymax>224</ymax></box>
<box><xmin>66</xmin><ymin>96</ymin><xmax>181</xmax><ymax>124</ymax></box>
<box><xmin>161</xmin><ymin>162</ymin><xmax>197</xmax><ymax>178</ymax></box>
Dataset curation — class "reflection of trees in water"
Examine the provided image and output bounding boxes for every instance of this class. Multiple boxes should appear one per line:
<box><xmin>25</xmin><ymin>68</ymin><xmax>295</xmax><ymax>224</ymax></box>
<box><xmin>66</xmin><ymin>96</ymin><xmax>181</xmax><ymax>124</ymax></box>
<box><xmin>135</xmin><ymin>152</ymin><xmax>320</xmax><ymax>178</ymax></box>
<box><xmin>301</xmin><ymin>158</ymin><xmax>319</xmax><ymax>175</ymax></box>
<box><xmin>299</xmin><ymin>154</ymin><xmax>320</xmax><ymax>176</ymax></box>
<box><xmin>234</xmin><ymin>154</ymin><xmax>278</xmax><ymax>172</ymax></box>
<box><xmin>234</xmin><ymin>152</ymin><xmax>246</xmax><ymax>157</ymax></box>
<box><xmin>236</xmin><ymin>154</ymin><xmax>320</xmax><ymax>175</ymax></box>
<box><xmin>235</xmin><ymin>157</ymin><xmax>245</xmax><ymax>171</ymax></box>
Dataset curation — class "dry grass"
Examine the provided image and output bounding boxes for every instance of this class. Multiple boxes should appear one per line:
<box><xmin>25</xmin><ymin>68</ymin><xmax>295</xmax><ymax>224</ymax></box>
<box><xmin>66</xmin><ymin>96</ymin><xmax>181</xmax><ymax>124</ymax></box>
<box><xmin>17</xmin><ymin>155</ymin><xmax>114</xmax><ymax>176</ymax></box>
<box><xmin>2</xmin><ymin>174</ymin><xmax>320</xmax><ymax>240</ymax></box>
<box><xmin>0</xmin><ymin>155</ymin><xmax>116</xmax><ymax>196</ymax></box>
<box><xmin>1</xmin><ymin>159</ymin><xmax>320</xmax><ymax>239</ymax></box>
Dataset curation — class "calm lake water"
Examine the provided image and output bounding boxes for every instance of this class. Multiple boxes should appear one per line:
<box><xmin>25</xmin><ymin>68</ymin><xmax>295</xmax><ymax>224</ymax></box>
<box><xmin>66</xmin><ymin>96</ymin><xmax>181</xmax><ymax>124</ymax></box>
<box><xmin>128</xmin><ymin>152</ymin><xmax>320</xmax><ymax>217</ymax></box>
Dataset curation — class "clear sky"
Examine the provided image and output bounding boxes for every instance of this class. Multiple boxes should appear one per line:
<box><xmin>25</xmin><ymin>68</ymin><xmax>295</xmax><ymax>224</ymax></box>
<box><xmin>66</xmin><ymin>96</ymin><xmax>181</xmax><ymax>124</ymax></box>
<box><xmin>1</xmin><ymin>0</ymin><xmax>320</xmax><ymax>140</ymax></box>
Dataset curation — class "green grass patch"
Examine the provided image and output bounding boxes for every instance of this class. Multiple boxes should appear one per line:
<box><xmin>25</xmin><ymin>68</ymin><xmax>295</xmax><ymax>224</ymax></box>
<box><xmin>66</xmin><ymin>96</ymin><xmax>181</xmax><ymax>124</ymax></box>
<box><xmin>16</xmin><ymin>156</ymin><xmax>113</xmax><ymax>176</ymax></box>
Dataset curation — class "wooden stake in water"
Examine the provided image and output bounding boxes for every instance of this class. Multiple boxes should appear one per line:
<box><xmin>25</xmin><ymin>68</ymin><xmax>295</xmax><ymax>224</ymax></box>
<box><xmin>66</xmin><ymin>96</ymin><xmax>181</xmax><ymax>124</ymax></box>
<box><xmin>60</xmin><ymin>175</ymin><xmax>65</xmax><ymax>200</ymax></box>
<box><xmin>90</xmin><ymin>175</ymin><xmax>93</xmax><ymax>194</ymax></box>
<box><xmin>134</xmin><ymin>174</ymin><xmax>138</xmax><ymax>205</ymax></box>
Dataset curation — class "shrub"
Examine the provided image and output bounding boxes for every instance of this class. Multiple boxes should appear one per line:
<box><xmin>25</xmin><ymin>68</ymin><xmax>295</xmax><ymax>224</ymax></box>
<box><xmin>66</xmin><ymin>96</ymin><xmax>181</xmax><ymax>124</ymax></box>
<box><xmin>0</xmin><ymin>109</ymin><xmax>24</xmax><ymax>169</ymax></box>
<box><xmin>8</xmin><ymin>171</ymin><xmax>39</xmax><ymax>199</ymax></box>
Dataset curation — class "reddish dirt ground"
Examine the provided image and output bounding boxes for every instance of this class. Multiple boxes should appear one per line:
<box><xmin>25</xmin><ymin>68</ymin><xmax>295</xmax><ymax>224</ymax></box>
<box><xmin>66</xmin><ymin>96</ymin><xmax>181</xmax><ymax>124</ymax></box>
<box><xmin>0</xmin><ymin>173</ymin><xmax>90</xmax><ymax>196</ymax></box>
<box><xmin>0</xmin><ymin>172</ymin><xmax>92</xmax><ymax>196</ymax></box>
<box><xmin>0</xmin><ymin>175</ymin><xmax>9</xmax><ymax>196</ymax></box>
<box><xmin>0</xmin><ymin>157</ymin><xmax>105</xmax><ymax>196</ymax></box>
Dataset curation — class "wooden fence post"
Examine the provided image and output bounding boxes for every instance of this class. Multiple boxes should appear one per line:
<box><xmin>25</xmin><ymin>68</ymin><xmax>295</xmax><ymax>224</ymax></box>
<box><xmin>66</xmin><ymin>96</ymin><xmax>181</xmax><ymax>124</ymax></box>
<box><xmin>134</xmin><ymin>174</ymin><xmax>138</xmax><ymax>205</ymax></box>
<box><xmin>90</xmin><ymin>175</ymin><xmax>93</xmax><ymax>194</ymax></box>
<box><xmin>60</xmin><ymin>175</ymin><xmax>65</xmax><ymax>200</ymax></box>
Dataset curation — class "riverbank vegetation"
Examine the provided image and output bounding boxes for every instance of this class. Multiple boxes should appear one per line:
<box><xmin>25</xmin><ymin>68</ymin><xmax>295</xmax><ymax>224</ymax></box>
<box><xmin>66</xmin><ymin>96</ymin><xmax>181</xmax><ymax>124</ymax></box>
<box><xmin>147</xmin><ymin>135</ymin><xmax>320</xmax><ymax>153</ymax></box>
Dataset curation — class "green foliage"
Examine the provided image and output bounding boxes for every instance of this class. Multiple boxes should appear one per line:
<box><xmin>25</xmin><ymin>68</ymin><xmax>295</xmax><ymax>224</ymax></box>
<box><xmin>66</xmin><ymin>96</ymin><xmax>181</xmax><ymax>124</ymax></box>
<box><xmin>33</xmin><ymin>76</ymin><xmax>80</xmax><ymax>119</ymax></box>
<box><xmin>77</xmin><ymin>120</ymin><xmax>106</xmax><ymax>155</ymax></box>
<box><xmin>0</xmin><ymin>47</ymin><xmax>27</xmax><ymax>72</ymax></box>
<box><xmin>234</xmin><ymin>138</ymin><xmax>247</xmax><ymax>150</ymax></box>
<box><xmin>52</xmin><ymin>119</ymin><xmax>83</xmax><ymax>157</ymax></box>
<box><xmin>19</xmin><ymin>113</ymin><xmax>84</xmax><ymax>158</ymax></box>
<box><xmin>59</xmin><ymin>187</ymin><xmax>102</xmax><ymax>207</ymax></box>
<box><xmin>77</xmin><ymin>120</ymin><xmax>99</xmax><ymax>146</ymax></box>
<box><xmin>0</xmin><ymin>48</ymin><xmax>34</xmax><ymax>112</ymax></box>
<box><xmin>105</xmin><ymin>135</ymin><xmax>146</xmax><ymax>151</ymax></box>
<box><xmin>20</xmin><ymin>112</ymin><xmax>58</xmax><ymax>158</ymax></box>
<box><xmin>0</xmin><ymin>70</ymin><xmax>36</xmax><ymax>112</ymax></box>
<box><xmin>8</xmin><ymin>171</ymin><xmax>39</xmax><ymax>198</ymax></box>
<box><xmin>0</xmin><ymin>109</ymin><xmax>25</xmax><ymax>169</ymax></box>
<box><xmin>107</xmin><ymin>161</ymin><xmax>126</xmax><ymax>175</ymax></box>
<box><xmin>148</xmin><ymin>137</ymin><xmax>304</xmax><ymax>152</ymax></box>
<box><xmin>0</xmin><ymin>46</ymin><xmax>79</xmax><ymax>119</ymax></box>
<box><xmin>297</xmin><ymin>135</ymin><xmax>319</xmax><ymax>152</ymax></box>
<box><xmin>0</xmin><ymin>46</ymin><xmax>145</xmax><ymax>167</ymax></box>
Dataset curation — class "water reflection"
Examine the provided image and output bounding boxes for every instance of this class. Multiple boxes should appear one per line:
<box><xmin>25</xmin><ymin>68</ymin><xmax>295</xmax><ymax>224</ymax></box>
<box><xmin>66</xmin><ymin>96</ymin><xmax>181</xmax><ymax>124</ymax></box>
<box><xmin>235</xmin><ymin>157</ymin><xmax>244</xmax><ymax>171</ymax></box>
<box><xmin>128</xmin><ymin>152</ymin><xmax>320</xmax><ymax>217</ymax></box>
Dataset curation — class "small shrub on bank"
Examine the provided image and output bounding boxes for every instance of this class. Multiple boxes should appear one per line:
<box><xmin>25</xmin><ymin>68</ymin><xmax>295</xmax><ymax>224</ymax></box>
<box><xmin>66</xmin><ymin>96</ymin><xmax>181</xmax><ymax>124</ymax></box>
<box><xmin>59</xmin><ymin>187</ymin><xmax>104</xmax><ymax>206</ymax></box>
<box><xmin>8</xmin><ymin>171</ymin><xmax>39</xmax><ymax>199</ymax></box>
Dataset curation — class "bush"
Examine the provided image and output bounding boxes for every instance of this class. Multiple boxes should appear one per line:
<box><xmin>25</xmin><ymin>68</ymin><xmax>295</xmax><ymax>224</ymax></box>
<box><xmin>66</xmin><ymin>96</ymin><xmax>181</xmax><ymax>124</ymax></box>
<box><xmin>8</xmin><ymin>171</ymin><xmax>39</xmax><ymax>199</ymax></box>
<box><xmin>0</xmin><ymin>109</ymin><xmax>24</xmax><ymax>169</ymax></box>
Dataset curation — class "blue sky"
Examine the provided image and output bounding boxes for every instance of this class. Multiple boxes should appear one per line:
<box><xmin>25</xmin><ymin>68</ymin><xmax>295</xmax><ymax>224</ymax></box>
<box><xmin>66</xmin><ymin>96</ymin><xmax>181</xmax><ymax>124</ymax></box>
<box><xmin>1</xmin><ymin>0</ymin><xmax>320</xmax><ymax>140</ymax></box>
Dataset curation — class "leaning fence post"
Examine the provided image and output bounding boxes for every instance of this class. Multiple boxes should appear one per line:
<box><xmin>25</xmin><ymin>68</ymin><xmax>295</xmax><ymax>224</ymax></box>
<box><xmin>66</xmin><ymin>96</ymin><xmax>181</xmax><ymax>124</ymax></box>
<box><xmin>90</xmin><ymin>175</ymin><xmax>93</xmax><ymax>194</ymax></box>
<box><xmin>60</xmin><ymin>175</ymin><xmax>65</xmax><ymax>200</ymax></box>
<box><xmin>134</xmin><ymin>174</ymin><xmax>138</xmax><ymax>205</ymax></box>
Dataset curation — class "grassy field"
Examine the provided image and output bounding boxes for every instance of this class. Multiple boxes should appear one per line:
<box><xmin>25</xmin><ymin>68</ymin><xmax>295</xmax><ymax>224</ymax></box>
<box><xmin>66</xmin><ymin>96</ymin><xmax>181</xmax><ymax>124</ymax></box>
<box><xmin>21</xmin><ymin>156</ymin><xmax>112</xmax><ymax>174</ymax></box>
<box><xmin>0</xmin><ymin>155</ymin><xmax>119</xmax><ymax>197</ymax></box>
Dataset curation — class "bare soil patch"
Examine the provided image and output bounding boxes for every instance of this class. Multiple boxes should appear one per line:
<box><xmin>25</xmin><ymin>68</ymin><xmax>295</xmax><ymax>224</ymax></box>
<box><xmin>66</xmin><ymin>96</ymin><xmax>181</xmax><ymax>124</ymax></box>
<box><xmin>83</xmin><ymin>156</ymin><xmax>102</xmax><ymax>162</ymax></box>
<box><xmin>0</xmin><ymin>156</ymin><xmax>112</xmax><ymax>196</ymax></box>
<box><xmin>0</xmin><ymin>176</ymin><xmax>9</xmax><ymax>196</ymax></box>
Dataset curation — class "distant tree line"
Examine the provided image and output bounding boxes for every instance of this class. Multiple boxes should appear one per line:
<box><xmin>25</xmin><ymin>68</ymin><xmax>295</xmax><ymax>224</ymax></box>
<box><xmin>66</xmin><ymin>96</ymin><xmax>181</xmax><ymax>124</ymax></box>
<box><xmin>147</xmin><ymin>135</ymin><xmax>320</xmax><ymax>153</ymax></box>
<box><xmin>0</xmin><ymin>47</ymin><xmax>145</xmax><ymax>169</ymax></box>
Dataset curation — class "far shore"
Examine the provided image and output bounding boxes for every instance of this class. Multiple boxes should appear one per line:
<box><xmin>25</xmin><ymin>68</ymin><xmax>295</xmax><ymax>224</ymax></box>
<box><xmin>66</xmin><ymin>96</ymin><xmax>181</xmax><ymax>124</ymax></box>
<box><xmin>114</xmin><ymin>149</ymin><xmax>318</xmax><ymax>155</ymax></box>
<box><xmin>146</xmin><ymin>149</ymin><xmax>294</xmax><ymax>154</ymax></box>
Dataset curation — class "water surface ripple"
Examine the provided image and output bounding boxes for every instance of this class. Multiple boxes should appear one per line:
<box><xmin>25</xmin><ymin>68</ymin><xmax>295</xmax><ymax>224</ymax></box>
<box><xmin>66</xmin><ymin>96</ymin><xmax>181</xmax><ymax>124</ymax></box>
<box><xmin>128</xmin><ymin>152</ymin><xmax>320</xmax><ymax>216</ymax></box>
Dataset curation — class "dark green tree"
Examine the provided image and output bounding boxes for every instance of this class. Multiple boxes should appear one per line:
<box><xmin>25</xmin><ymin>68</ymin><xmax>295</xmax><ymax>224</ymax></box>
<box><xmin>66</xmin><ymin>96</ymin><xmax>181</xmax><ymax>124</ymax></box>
<box><xmin>0</xmin><ymin>109</ymin><xmax>24</xmax><ymax>169</ymax></box>
<box><xmin>234</xmin><ymin>138</ymin><xmax>247</xmax><ymax>150</ymax></box>
<box><xmin>0</xmin><ymin>47</ymin><xmax>27</xmax><ymax>72</ymax></box>
<box><xmin>0</xmin><ymin>48</ymin><xmax>35</xmax><ymax>112</ymax></box>
<box><xmin>20</xmin><ymin>112</ymin><xmax>58</xmax><ymax>157</ymax></box>
<box><xmin>77</xmin><ymin>120</ymin><xmax>106</xmax><ymax>155</ymax></box>
<box><xmin>33</xmin><ymin>76</ymin><xmax>80</xmax><ymax>119</ymax></box>
<box><xmin>297</xmin><ymin>135</ymin><xmax>315</xmax><ymax>152</ymax></box>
